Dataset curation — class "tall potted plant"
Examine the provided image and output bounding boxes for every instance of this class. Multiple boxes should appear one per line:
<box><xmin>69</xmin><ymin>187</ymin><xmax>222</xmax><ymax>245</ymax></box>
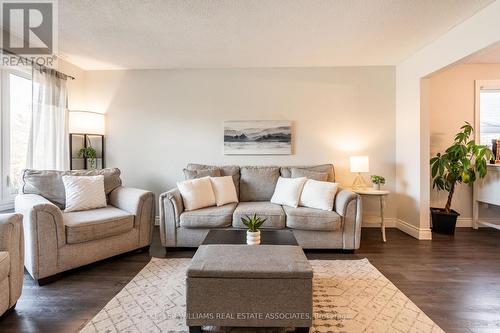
<box><xmin>430</xmin><ymin>122</ymin><xmax>493</xmax><ymax>234</ymax></box>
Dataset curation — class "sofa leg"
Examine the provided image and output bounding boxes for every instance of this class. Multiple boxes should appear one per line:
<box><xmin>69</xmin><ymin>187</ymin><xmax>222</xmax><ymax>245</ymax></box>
<box><xmin>296</xmin><ymin>327</ymin><xmax>310</xmax><ymax>333</ymax></box>
<box><xmin>189</xmin><ymin>326</ymin><xmax>202</xmax><ymax>333</ymax></box>
<box><xmin>138</xmin><ymin>245</ymin><xmax>150</xmax><ymax>253</ymax></box>
<box><xmin>0</xmin><ymin>302</ymin><xmax>17</xmax><ymax>319</ymax></box>
<box><xmin>36</xmin><ymin>273</ymin><xmax>62</xmax><ymax>286</ymax></box>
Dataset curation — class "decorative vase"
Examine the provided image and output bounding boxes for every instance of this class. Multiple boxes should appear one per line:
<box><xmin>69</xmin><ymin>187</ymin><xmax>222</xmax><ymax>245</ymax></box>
<box><xmin>373</xmin><ymin>183</ymin><xmax>381</xmax><ymax>190</ymax></box>
<box><xmin>246</xmin><ymin>230</ymin><xmax>261</xmax><ymax>245</ymax></box>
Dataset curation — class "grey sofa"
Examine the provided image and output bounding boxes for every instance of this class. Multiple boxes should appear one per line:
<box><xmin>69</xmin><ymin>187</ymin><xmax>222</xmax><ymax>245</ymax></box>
<box><xmin>0</xmin><ymin>214</ymin><xmax>23</xmax><ymax>316</ymax></box>
<box><xmin>15</xmin><ymin>168</ymin><xmax>155</xmax><ymax>284</ymax></box>
<box><xmin>160</xmin><ymin>164</ymin><xmax>362</xmax><ymax>250</ymax></box>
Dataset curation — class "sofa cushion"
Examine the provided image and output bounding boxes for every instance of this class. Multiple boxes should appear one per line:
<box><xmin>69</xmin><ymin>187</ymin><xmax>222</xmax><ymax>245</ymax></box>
<box><xmin>210</xmin><ymin>176</ymin><xmax>238</xmax><ymax>206</ymax></box>
<box><xmin>239</xmin><ymin>166</ymin><xmax>280</xmax><ymax>202</ymax></box>
<box><xmin>20</xmin><ymin>168</ymin><xmax>122</xmax><ymax>209</ymax></box>
<box><xmin>177</xmin><ymin>177</ymin><xmax>216</xmax><ymax>211</ymax></box>
<box><xmin>270</xmin><ymin>177</ymin><xmax>307</xmax><ymax>208</ymax></box>
<box><xmin>0</xmin><ymin>252</ymin><xmax>9</xmax><ymax>282</ymax></box>
<box><xmin>183</xmin><ymin>168</ymin><xmax>221</xmax><ymax>179</ymax></box>
<box><xmin>233</xmin><ymin>202</ymin><xmax>285</xmax><ymax>229</ymax></box>
<box><xmin>64</xmin><ymin>206</ymin><xmax>134</xmax><ymax>244</ymax></box>
<box><xmin>187</xmin><ymin>164</ymin><xmax>240</xmax><ymax>198</ymax></box>
<box><xmin>62</xmin><ymin>175</ymin><xmax>107</xmax><ymax>212</ymax></box>
<box><xmin>280</xmin><ymin>164</ymin><xmax>335</xmax><ymax>182</ymax></box>
<box><xmin>180</xmin><ymin>203</ymin><xmax>237</xmax><ymax>229</ymax></box>
<box><xmin>299</xmin><ymin>179</ymin><xmax>338</xmax><ymax>211</ymax></box>
<box><xmin>291</xmin><ymin>168</ymin><xmax>328</xmax><ymax>181</ymax></box>
<box><xmin>187</xmin><ymin>245</ymin><xmax>312</xmax><ymax>279</ymax></box>
<box><xmin>283</xmin><ymin>206</ymin><xmax>341</xmax><ymax>231</ymax></box>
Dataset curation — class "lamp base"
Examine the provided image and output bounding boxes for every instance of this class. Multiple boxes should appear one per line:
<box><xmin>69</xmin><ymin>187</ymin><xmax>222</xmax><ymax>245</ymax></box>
<box><xmin>352</xmin><ymin>173</ymin><xmax>368</xmax><ymax>189</ymax></box>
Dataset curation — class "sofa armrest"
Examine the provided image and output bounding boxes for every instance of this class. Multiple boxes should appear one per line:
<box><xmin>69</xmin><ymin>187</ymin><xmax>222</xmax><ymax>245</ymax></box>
<box><xmin>15</xmin><ymin>194</ymin><xmax>65</xmax><ymax>248</ymax></box>
<box><xmin>159</xmin><ymin>188</ymin><xmax>184</xmax><ymax>247</ymax></box>
<box><xmin>15</xmin><ymin>194</ymin><xmax>65</xmax><ymax>279</ymax></box>
<box><xmin>335</xmin><ymin>189</ymin><xmax>362</xmax><ymax>249</ymax></box>
<box><xmin>0</xmin><ymin>213</ymin><xmax>24</xmax><ymax>307</ymax></box>
<box><xmin>109</xmin><ymin>186</ymin><xmax>155</xmax><ymax>247</ymax></box>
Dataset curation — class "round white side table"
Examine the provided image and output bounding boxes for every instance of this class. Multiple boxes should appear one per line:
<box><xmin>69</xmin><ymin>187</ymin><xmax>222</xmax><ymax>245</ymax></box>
<box><xmin>350</xmin><ymin>188</ymin><xmax>390</xmax><ymax>242</ymax></box>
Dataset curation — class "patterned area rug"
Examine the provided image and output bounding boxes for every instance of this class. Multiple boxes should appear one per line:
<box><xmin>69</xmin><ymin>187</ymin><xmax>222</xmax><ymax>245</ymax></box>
<box><xmin>80</xmin><ymin>258</ymin><xmax>444</xmax><ymax>333</ymax></box>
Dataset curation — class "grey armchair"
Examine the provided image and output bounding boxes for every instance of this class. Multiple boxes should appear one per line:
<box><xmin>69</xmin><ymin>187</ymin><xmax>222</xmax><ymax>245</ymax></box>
<box><xmin>15</xmin><ymin>168</ymin><xmax>154</xmax><ymax>285</ymax></box>
<box><xmin>0</xmin><ymin>213</ymin><xmax>24</xmax><ymax>316</ymax></box>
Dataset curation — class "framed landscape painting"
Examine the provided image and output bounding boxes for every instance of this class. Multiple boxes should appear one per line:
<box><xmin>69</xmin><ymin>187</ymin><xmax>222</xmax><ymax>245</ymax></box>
<box><xmin>224</xmin><ymin>120</ymin><xmax>292</xmax><ymax>155</ymax></box>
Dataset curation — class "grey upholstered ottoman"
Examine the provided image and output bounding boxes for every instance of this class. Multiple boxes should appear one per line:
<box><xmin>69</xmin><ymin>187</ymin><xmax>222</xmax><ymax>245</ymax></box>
<box><xmin>186</xmin><ymin>244</ymin><xmax>313</xmax><ymax>332</ymax></box>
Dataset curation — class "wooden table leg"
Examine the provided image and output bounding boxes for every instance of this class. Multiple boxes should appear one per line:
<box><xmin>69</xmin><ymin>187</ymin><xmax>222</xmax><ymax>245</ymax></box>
<box><xmin>380</xmin><ymin>196</ymin><xmax>386</xmax><ymax>242</ymax></box>
<box><xmin>189</xmin><ymin>326</ymin><xmax>202</xmax><ymax>333</ymax></box>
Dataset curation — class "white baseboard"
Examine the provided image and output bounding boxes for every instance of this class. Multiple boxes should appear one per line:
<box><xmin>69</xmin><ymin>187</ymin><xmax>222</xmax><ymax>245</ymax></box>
<box><xmin>456</xmin><ymin>217</ymin><xmax>473</xmax><ymax>227</ymax></box>
<box><xmin>361</xmin><ymin>215</ymin><xmax>432</xmax><ymax>240</ymax></box>
<box><xmin>395</xmin><ymin>219</ymin><xmax>432</xmax><ymax>240</ymax></box>
<box><xmin>362</xmin><ymin>216</ymin><xmax>397</xmax><ymax>227</ymax></box>
<box><xmin>392</xmin><ymin>217</ymin><xmax>500</xmax><ymax>240</ymax></box>
<box><xmin>154</xmin><ymin>210</ymin><xmax>433</xmax><ymax>240</ymax></box>
<box><xmin>456</xmin><ymin>217</ymin><xmax>500</xmax><ymax>228</ymax></box>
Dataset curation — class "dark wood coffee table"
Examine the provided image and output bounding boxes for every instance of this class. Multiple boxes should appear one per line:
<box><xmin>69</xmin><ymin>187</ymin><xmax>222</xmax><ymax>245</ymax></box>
<box><xmin>202</xmin><ymin>229</ymin><xmax>298</xmax><ymax>246</ymax></box>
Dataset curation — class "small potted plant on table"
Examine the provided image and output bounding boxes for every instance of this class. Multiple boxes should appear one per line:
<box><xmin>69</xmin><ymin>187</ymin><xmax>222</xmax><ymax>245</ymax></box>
<box><xmin>370</xmin><ymin>175</ymin><xmax>385</xmax><ymax>190</ymax></box>
<box><xmin>241</xmin><ymin>214</ymin><xmax>267</xmax><ymax>245</ymax></box>
<box><xmin>430</xmin><ymin>122</ymin><xmax>492</xmax><ymax>234</ymax></box>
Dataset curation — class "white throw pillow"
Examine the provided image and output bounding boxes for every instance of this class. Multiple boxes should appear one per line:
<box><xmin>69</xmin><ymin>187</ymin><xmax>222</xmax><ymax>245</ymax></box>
<box><xmin>270</xmin><ymin>177</ymin><xmax>307</xmax><ymax>208</ymax></box>
<box><xmin>299</xmin><ymin>179</ymin><xmax>339</xmax><ymax>211</ymax></box>
<box><xmin>209</xmin><ymin>176</ymin><xmax>238</xmax><ymax>206</ymax></box>
<box><xmin>62</xmin><ymin>175</ymin><xmax>107</xmax><ymax>212</ymax></box>
<box><xmin>177</xmin><ymin>176</ymin><xmax>216</xmax><ymax>211</ymax></box>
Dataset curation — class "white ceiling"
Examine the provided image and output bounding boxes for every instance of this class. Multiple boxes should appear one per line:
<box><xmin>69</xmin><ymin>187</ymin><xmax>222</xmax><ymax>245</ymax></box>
<box><xmin>461</xmin><ymin>41</ymin><xmax>500</xmax><ymax>64</ymax></box>
<box><xmin>58</xmin><ymin>0</ymin><xmax>495</xmax><ymax>70</ymax></box>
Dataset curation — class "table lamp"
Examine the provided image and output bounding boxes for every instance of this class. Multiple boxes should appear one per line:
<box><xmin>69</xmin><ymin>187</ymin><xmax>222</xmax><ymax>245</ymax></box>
<box><xmin>350</xmin><ymin>156</ymin><xmax>369</xmax><ymax>189</ymax></box>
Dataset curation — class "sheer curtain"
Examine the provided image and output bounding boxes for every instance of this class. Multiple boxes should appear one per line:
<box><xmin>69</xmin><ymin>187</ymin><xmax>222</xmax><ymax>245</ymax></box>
<box><xmin>27</xmin><ymin>67</ymin><xmax>69</xmax><ymax>170</ymax></box>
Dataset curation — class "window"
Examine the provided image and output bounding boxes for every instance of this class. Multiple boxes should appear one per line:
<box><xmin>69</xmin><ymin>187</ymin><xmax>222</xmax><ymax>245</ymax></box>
<box><xmin>1</xmin><ymin>69</ymin><xmax>32</xmax><ymax>208</ymax></box>
<box><xmin>479</xmin><ymin>89</ymin><xmax>500</xmax><ymax>147</ymax></box>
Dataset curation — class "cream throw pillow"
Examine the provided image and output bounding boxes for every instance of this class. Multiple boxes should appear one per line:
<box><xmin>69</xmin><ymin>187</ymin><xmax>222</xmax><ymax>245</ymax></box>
<box><xmin>62</xmin><ymin>175</ymin><xmax>107</xmax><ymax>212</ymax></box>
<box><xmin>299</xmin><ymin>179</ymin><xmax>338</xmax><ymax>211</ymax></box>
<box><xmin>209</xmin><ymin>176</ymin><xmax>238</xmax><ymax>206</ymax></box>
<box><xmin>177</xmin><ymin>176</ymin><xmax>216</xmax><ymax>211</ymax></box>
<box><xmin>270</xmin><ymin>176</ymin><xmax>307</xmax><ymax>208</ymax></box>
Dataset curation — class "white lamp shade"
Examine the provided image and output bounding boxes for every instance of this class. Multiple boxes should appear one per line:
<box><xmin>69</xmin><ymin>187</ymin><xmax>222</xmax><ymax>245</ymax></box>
<box><xmin>69</xmin><ymin>111</ymin><xmax>105</xmax><ymax>135</ymax></box>
<box><xmin>350</xmin><ymin>156</ymin><xmax>369</xmax><ymax>173</ymax></box>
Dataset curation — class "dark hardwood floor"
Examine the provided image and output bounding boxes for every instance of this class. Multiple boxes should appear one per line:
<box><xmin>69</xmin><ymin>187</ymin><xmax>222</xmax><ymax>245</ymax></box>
<box><xmin>0</xmin><ymin>227</ymin><xmax>499</xmax><ymax>333</ymax></box>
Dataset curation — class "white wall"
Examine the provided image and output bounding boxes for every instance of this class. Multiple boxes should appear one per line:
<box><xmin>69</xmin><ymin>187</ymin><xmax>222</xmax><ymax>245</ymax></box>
<box><xmin>395</xmin><ymin>0</ymin><xmax>500</xmax><ymax>239</ymax></box>
<box><xmin>429</xmin><ymin>63</ymin><xmax>500</xmax><ymax>223</ymax></box>
<box><xmin>80</xmin><ymin>67</ymin><xmax>397</xmax><ymax>220</ymax></box>
<box><xmin>58</xmin><ymin>59</ymin><xmax>86</xmax><ymax>110</ymax></box>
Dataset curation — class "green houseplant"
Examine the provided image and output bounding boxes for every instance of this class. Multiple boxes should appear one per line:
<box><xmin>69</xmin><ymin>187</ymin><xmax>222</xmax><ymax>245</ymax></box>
<box><xmin>430</xmin><ymin>122</ymin><xmax>492</xmax><ymax>234</ymax></box>
<box><xmin>370</xmin><ymin>175</ymin><xmax>385</xmax><ymax>190</ymax></box>
<box><xmin>241</xmin><ymin>214</ymin><xmax>267</xmax><ymax>245</ymax></box>
<box><xmin>77</xmin><ymin>138</ymin><xmax>98</xmax><ymax>169</ymax></box>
